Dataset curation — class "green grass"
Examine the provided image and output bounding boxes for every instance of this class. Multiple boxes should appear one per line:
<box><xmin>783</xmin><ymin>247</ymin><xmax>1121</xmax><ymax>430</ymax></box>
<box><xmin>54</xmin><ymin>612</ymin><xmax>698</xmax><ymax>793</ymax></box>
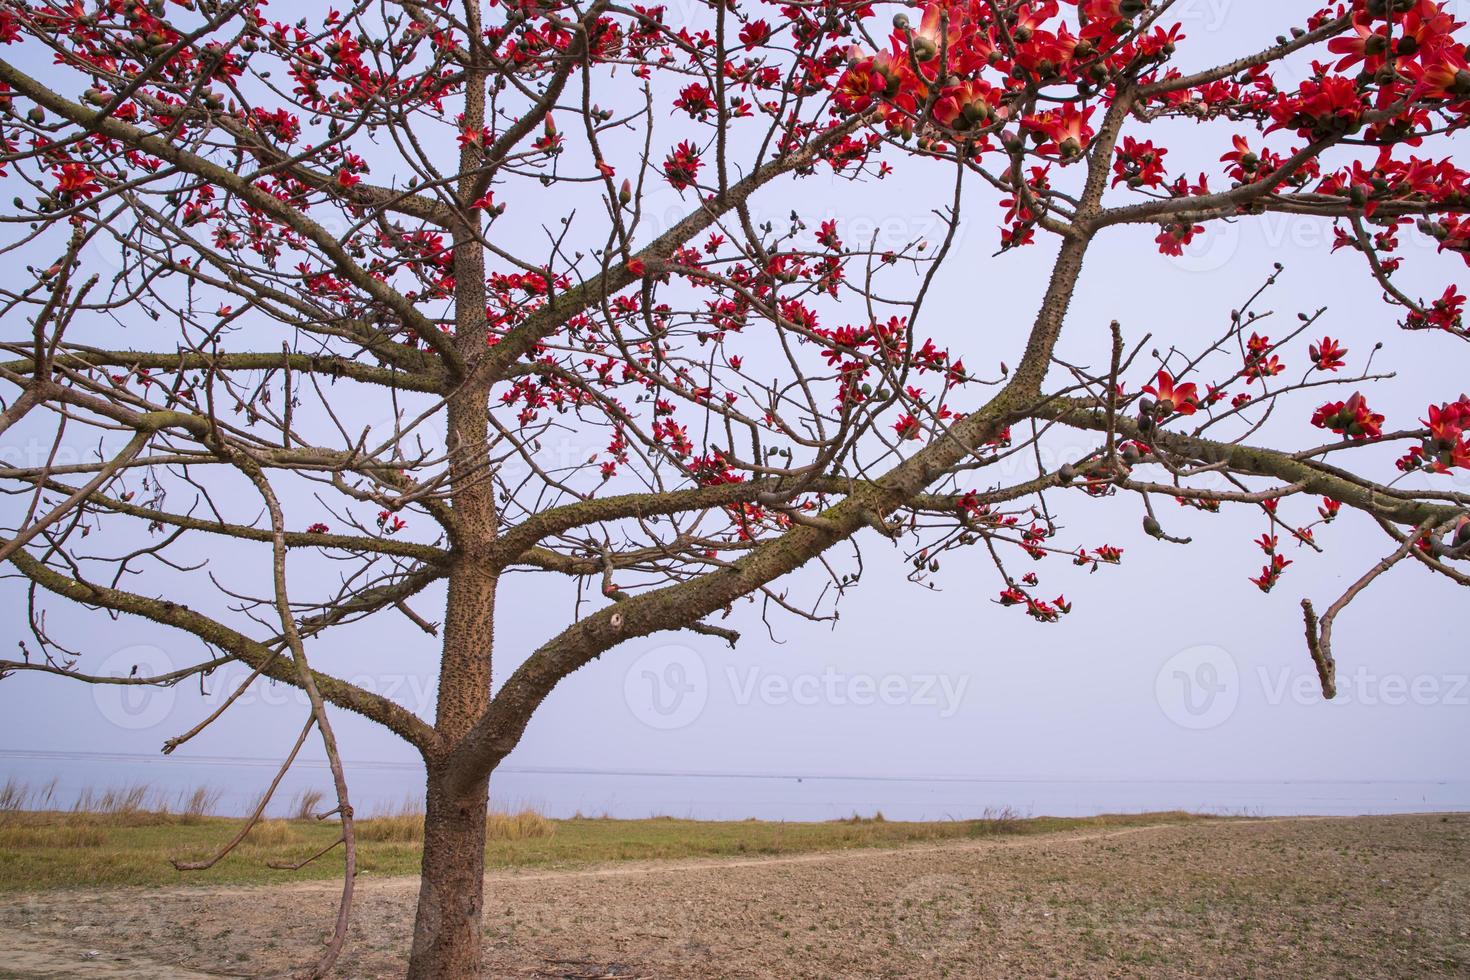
<box><xmin>0</xmin><ymin>808</ymin><xmax>1206</xmax><ymax>892</ymax></box>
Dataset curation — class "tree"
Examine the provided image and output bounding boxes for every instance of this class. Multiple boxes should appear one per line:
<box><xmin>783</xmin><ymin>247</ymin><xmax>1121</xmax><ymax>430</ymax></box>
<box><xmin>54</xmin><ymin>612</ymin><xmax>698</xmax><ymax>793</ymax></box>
<box><xmin>0</xmin><ymin>0</ymin><xmax>1467</xmax><ymax>974</ymax></box>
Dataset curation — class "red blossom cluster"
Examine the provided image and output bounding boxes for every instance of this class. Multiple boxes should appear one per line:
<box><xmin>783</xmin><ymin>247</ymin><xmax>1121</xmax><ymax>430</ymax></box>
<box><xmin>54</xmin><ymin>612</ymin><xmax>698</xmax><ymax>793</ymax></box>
<box><xmin>0</xmin><ymin>0</ymin><xmax>1464</xmax><ymax>672</ymax></box>
<box><xmin>1398</xmin><ymin>394</ymin><xmax>1470</xmax><ymax>472</ymax></box>
<box><xmin>1311</xmin><ymin>392</ymin><xmax>1386</xmax><ymax>440</ymax></box>
<box><xmin>1250</xmin><ymin>554</ymin><xmax>1293</xmax><ymax>593</ymax></box>
<box><xmin>1141</xmin><ymin>370</ymin><xmax>1199</xmax><ymax>416</ymax></box>
<box><xmin>1243</xmin><ymin>333</ymin><xmax>1285</xmax><ymax>384</ymax></box>
<box><xmin>997</xmin><ymin>585</ymin><xmax>1071</xmax><ymax>623</ymax></box>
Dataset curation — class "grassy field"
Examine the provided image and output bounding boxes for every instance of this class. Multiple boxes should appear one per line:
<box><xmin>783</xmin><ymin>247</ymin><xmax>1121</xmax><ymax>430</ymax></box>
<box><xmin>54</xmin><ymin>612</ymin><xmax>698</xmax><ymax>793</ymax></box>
<box><xmin>0</xmin><ymin>803</ymin><xmax>1204</xmax><ymax>892</ymax></box>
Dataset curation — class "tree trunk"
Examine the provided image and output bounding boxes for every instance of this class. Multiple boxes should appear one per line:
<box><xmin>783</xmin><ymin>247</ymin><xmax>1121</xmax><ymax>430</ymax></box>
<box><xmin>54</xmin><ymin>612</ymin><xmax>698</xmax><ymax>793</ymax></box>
<box><xmin>407</xmin><ymin>768</ymin><xmax>490</xmax><ymax>979</ymax></box>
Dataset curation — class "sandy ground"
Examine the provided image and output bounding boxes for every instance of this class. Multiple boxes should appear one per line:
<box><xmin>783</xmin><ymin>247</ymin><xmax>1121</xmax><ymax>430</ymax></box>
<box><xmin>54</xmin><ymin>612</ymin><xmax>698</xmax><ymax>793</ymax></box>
<box><xmin>1</xmin><ymin>813</ymin><xmax>1467</xmax><ymax>978</ymax></box>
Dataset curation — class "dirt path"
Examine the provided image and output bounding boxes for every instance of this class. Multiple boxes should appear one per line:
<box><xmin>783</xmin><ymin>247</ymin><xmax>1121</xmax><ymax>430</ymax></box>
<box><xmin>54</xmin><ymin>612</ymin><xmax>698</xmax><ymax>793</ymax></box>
<box><xmin>2</xmin><ymin>813</ymin><xmax>1467</xmax><ymax>978</ymax></box>
<box><xmin>0</xmin><ymin>931</ymin><xmax>229</xmax><ymax>979</ymax></box>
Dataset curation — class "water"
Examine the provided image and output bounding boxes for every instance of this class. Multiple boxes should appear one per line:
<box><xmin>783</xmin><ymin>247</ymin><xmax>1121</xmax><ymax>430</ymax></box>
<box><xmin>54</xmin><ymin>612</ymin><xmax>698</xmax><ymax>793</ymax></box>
<box><xmin>3</xmin><ymin>750</ymin><xmax>1466</xmax><ymax>820</ymax></box>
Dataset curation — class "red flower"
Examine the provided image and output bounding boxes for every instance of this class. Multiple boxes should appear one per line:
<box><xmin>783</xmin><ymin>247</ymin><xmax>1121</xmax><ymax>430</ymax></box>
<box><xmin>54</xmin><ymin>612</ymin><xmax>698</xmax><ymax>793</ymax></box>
<box><xmin>470</xmin><ymin>193</ymin><xmax>504</xmax><ymax>217</ymax></box>
<box><xmin>1326</xmin><ymin>16</ymin><xmax>1391</xmax><ymax>72</ymax></box>
<box><xmin>1243</xmin><ymin>333</ymin><xmax>1285</xmax><ymax>383</ymax></box>
<box><xmin>1308</xmin><ymin>336</ymin><xmax>1347</xmax><ymax>372</ymax></box>
<box><xmin>1424</xmin><ymin>396</ymin><xmax>1470</xmax><ymax>446</ymax></box>
<box><xmin>932</xmin><ymin>80</ymin><xmax>1001</xmax><ymax>132</ymax></box>
<box><xmin>833</xmin><ymin>46</ymin><xmax>903</xmax><ymax>116</ymax></box>
<box><xmin>1407</xmin><ymin>284</ymin><xmax>1465</xmax><ymax>333</ymax></box>
<box><xmin>627</xmin><ymin>258</ymin><xmax>647</xmax><ymax>277</ymax></box>
<box><xmin>1318</xmin><ymin>498</ymin><xmax>1341</xmax><ymax>522</ymax></box>
<box><xmin>1311</xmin><ymin>392</ymin><xmax>1384</xmax><ymax>440</ymax></box>
<box><xmin>1112</xmin><ymin>137</ymin><xmax>1167</xmax><ymax>190</ymax></box>
<box><xmin>1422</xmin><ymin>395</ymin><xmax>1470</xmax><ymax>471</ymax></box>
<box><xmin>54</xmin><ymin>162</ymin><xmax>102</xmax><ymax>199</ymax></box>
<box><xmin>816</xmin><ymin>219</ymin><xmax>841</xmax><ymax>250</ymax></box>
<box><xmin>1220</xmin><ymin>135</ymin><xmax>1274</xmax><ymax>182</ymax></box>
<box><xmin>1155</xmin><ymin>222</ymin><xmax>1204</xmax><ymax>256</ymax></box>
<box><xmin>664</xmin><ymin>141</ymin><xmax>702</xmax><ymax>191</ymax></box>
<box><xmin>1142</xmin><ymin>370</ymin><xmax>1200</xmax><ymax>416</ymax></box>
<box><xmin>1250</xmin><ymin>553</ymin><xmax>1293</xmax><ymax>593</ymax></box>
<box><xmin>673</xmin><ymin>83</ymin><xmax>715</xmax><ymax>120</ymax></box>
<box><xmin>738</xmin><ymin>20</ymin><xmax>771</xmax><ymax>50</ymax></box>
<box><xmin>998</xmin><ymin>586</ymin><xmax>1027</xmax><ymax>607</ymax></box>
<box><xmin>1021</xmin><ymin>104</ymin><xmax>1095</xmax><ymax>160</ymax></box>
<box><xmin>1247</xmin><ymin>354</ymin><xmax>1284</xmax><ymax>381</ymax></box>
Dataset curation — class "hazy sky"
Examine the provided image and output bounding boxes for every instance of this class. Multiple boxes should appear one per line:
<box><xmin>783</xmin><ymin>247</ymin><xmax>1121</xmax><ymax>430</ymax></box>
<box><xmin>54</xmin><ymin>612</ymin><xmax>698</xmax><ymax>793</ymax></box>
<box><xmin>1</xmin><ymin>1</ymin><xmax>1466</xmax><ymax>818</ymax></box>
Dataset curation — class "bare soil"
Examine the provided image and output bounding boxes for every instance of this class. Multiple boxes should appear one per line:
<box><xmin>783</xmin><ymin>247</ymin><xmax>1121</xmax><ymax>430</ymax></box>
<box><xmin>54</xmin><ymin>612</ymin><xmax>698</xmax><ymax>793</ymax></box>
<box><xmin>1</xmin><ymin>813</ymin><xmax>1467</xmax><ymax>978</ymax></box>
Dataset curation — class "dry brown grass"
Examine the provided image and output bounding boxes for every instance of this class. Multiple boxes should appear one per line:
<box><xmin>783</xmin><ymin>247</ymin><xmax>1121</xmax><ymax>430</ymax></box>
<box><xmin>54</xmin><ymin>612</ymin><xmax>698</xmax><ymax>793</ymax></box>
<box><xmin>0</xmin><ymin>823</ymin><xmax>105</xmax><ymax>849</ymax></box>
<box><xmin>487</xmin><ymin>809</ymin><xmax>555</xmax><ymax>841</ymax></box>
<box><xmin>289</xmin><ymin>788</ymin><xmax>326</xmax><ymax>821</ymax></box>
<box><xmin>244</xmin><ymin>819</ymin><xmax>299</xmax><ymax>847</ymax></box>
<box><xmin>0</xmin><ymin>777</ymin><xmax>58</xmax><ymax>814</ymax></box>
<box><xmin>72</xmin><ymin>783</ymin><xmax>156</xmax><ymax>818</ymax></box>
<box><xmin>0</xmin><ymin>779</ymin><xmax>230</xmax><ymax>829</ymax></box>
<box><xmin>176</xmin><ymin>786</ymin><xmax>223</xmax><ymax>824</ymax></box>
<box><xmin>355</xmin><ymin>811</ymin><xmax>423</xmax><ymax>843</ymax></box>
<box><xmin>355</xmin><ymin>802</ymin><xmax>555</xmax><ymax>843</ymax></box>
